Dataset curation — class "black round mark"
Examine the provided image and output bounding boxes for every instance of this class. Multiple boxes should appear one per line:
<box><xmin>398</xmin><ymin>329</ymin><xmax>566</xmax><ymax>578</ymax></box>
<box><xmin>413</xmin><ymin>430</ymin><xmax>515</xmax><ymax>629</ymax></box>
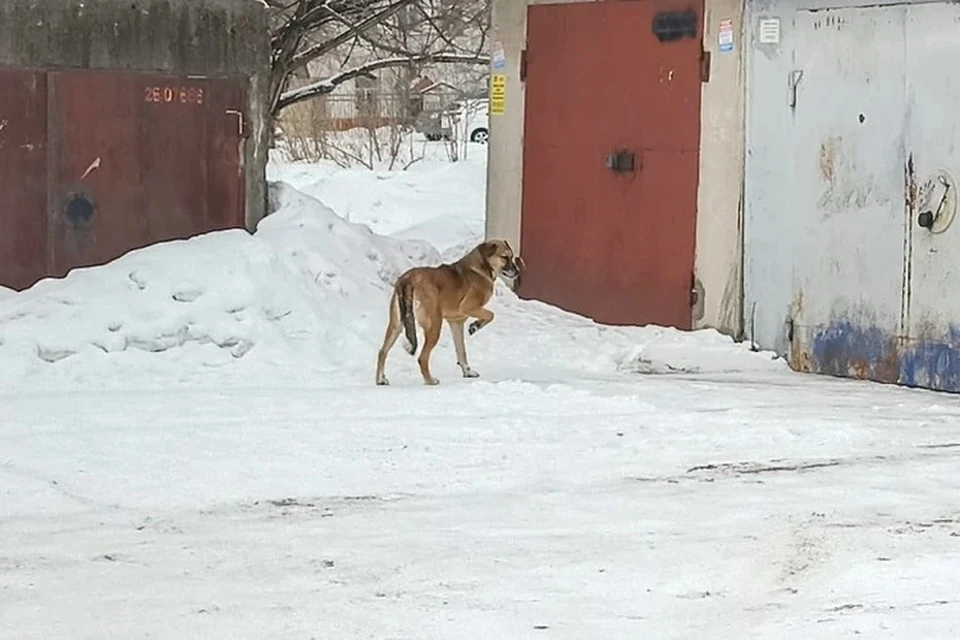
<box><xmin>858</xmin><ymin>113</ymin><xmax>866</xmax><ymax>124</ymax></box>
<box><xmin>64</xmin><ymin>194</ymin><xmax>95</xmax><ymax>227</ymax></box>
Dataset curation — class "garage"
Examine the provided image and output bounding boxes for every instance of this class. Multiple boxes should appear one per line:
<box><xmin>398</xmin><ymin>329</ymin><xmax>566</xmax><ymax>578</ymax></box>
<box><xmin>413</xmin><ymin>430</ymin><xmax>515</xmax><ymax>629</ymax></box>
<box><xmin>744</xmin><ymin>0</ymin><xmax>960</xmax><ymax>391</ymax></box>
<box><xmin>0</xmin><ymin>0</ymin><xmax>269</xmax><ymax>291</ymax></box>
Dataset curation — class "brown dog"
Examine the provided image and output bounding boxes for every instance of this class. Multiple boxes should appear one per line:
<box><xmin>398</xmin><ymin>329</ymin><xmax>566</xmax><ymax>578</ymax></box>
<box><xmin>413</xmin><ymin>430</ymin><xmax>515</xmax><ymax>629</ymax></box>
<box><xmin>375</xmin><ymin>239</ymin><xmax>523</xmax><ymax>386</ymax></box>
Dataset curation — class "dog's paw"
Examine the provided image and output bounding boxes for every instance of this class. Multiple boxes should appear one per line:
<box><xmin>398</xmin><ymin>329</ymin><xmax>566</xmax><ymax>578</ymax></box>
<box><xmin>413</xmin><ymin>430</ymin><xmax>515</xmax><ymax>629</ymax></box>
<box><xmin>461</xmin><ymin>367</ymin><xmax>480</xmax><ymax>379</ymax></box>
<box><xmin>423</xmin><ymin>377</ymin><xmax>440</xmax><ymax>386</ymax></box>
<box><xmin>468</xmin><ymin>321</ymin><xmax>481</xmax><ymax>336</ymax></box>
<box><xmin>375</xmin><ymin>375</ymin><xmax>390</xmax><ymax>386</ymax></box>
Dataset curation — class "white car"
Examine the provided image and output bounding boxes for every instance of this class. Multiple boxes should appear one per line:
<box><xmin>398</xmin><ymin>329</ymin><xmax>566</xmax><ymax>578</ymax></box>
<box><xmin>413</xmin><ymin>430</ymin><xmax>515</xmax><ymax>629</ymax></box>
<box><xmin>441</xmin><ymin>98</ymin><xmax>489</xmax><ymax>144</ymax></box>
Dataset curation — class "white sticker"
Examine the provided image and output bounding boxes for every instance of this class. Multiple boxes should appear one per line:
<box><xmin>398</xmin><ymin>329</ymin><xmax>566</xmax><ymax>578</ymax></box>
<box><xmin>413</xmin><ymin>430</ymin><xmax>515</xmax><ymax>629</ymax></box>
<box><xmin>718</xmin><ymin>19</ymin><xmax>734</xmax><ymax>53</ymax></box>
<box><xmin>759</xmin><ymin>17</ymin><xmax>781</xmax><ymax>44</ymax></box>
<box><xmin>492</xmin><ymin>39</ymin><xmax>505</xmax><ymax>71</ymax></box>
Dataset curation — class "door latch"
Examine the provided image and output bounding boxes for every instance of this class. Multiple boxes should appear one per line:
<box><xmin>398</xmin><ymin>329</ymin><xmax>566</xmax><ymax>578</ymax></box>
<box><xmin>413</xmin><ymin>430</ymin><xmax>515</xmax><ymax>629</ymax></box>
<box><xmin>788</xmin><ymin>70</ymin><xmax>804</xmax><ymax>109</ymax></box>
<box><xmin>225</xmin><ymin>109</ymin><xmax>248</xmax><ymax>139</ymax></box>
<box><xmin>605</xmin><ymin>149</ymin><xmax>636</xmax><ymax>174</ymax></box>
<box><xmin>919</xmin><ymin>175</ymin><xmax>951</xmax><ymax>231</ymax></box>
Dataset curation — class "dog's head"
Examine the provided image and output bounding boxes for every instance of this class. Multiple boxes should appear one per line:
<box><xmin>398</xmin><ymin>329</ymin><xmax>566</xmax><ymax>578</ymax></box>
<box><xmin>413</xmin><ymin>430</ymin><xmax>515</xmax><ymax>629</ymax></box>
<box><xmin>479</xmin><ymin>239</ymin><xmax>524</xmax><ymax>279</ymax></box>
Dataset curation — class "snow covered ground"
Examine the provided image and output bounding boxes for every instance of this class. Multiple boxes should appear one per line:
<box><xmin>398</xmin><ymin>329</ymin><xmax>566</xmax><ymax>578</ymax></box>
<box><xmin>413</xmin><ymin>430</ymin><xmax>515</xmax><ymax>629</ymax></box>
<box><xmin>3</xmin><ymin>142</ymin><xmax>960</xmax><ymax>639</ymax></box>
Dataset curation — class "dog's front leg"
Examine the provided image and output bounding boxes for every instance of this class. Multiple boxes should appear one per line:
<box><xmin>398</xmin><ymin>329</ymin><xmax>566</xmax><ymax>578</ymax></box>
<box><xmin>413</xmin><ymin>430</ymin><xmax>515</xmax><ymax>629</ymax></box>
<box><xmin>449</xmin><ymin>319</ymin><xmax>479</xmax><ymax>378</ymax></box>
<box><xmin>467</xmin><ymin>307</ymin><xmax>495</xmax><ymax>336</ymax></box>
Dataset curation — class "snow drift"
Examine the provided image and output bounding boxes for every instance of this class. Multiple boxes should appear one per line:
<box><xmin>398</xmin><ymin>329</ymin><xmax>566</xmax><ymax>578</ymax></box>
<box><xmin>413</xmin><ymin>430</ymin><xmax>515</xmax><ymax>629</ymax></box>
<box><xmin>0</xmin><ymin>181</ymin><xmax>782</xmax><ymax>391</ymax></box>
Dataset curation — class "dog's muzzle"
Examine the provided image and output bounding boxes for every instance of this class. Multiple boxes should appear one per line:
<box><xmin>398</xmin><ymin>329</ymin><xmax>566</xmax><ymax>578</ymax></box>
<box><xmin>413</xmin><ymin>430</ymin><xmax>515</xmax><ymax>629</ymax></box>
<box><xmin>502</xmin><ymin>256</ymin><xmax>524</xmax><ymax>279</ymax></box>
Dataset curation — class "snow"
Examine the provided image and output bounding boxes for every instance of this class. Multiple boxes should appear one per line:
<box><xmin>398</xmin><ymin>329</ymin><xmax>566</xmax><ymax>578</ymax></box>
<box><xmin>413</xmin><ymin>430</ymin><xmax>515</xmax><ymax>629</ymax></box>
<box><xmin>4</xmin><ymin>144</ymin><xmax>960</xmax><ymax>638</ymax></box>
<box><xmin>267</xmin><ymin>143</ymin><xmax>487</xmax><ymax>255</ymax></box>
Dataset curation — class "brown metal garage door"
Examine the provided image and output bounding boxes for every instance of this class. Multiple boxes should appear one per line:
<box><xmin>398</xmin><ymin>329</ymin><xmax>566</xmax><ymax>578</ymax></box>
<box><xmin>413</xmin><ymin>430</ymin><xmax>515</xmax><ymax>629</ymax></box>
<box><xmin>518</xmin><ymin>0</ymin><xmax>704</xmax><ymax>329</ymax></box>
<box><xmin>0</xmin><ymin>69</ymin><xmax>247</xmax><ymax>289</ymax></box>
<box><xmin>0</xmin><ymin>70</ymin><xmax>48</xmax><ymax>291</ymax></box>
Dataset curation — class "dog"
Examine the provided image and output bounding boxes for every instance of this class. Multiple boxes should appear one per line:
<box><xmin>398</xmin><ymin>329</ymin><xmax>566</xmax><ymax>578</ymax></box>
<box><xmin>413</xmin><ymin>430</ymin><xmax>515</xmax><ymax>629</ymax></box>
<box><xmin>375</xmin><ymin>239</ymin><xmax>524</xmax><ymax>386</ymax></box>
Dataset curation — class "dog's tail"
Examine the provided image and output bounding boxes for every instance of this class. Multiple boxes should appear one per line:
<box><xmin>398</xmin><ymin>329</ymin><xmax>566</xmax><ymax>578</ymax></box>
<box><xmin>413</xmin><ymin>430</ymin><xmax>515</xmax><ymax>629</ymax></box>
<box><xmin>396</xmin><ymin>277</ymin><xmax>417</xmax><ymax>355</ymax></box>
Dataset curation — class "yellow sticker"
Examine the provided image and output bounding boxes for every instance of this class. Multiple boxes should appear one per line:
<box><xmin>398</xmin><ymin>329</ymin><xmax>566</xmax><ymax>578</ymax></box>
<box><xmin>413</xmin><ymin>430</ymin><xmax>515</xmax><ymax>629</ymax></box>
<box><xmin>490</xmin><ymin>74</ymin><xmax>506</xmax><ymax>116</ymax></box>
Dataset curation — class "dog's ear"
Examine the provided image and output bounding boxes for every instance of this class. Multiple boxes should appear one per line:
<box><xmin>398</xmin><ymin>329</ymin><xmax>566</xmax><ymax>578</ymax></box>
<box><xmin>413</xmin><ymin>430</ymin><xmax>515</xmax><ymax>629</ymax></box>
<box><xmin>478</xmin><ymin>241</ymin><xmax>497</xmax><ymax>259</ymax></box>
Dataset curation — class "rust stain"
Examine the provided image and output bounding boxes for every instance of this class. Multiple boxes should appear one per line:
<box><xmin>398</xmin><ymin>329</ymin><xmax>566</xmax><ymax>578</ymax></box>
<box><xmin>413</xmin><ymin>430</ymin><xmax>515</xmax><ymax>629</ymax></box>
<box><xmin>816</xmin><ymin>135</ymin><xmax>882</xmax><ymax>214</ymax></box>
<box><xmin>789</xmin><ymin>342</ymin><xmax>812</xmax><ymax>373</ymax></box>
<box><xmin>850</xmin><ymin>360</ymin><xmax>869</xmax><ymax>380</ymax></box>
<box><xmin>876</xmin><ymin>339</ymin><xmax>901</xmax><ymax>384</ymax></box>
<box><xmin>819</xmin><ymin>137</ymin><xmax>837</xmax><ymax>184</ymax></box>
<box><xmin>788</xmin><ymin>290</ymin><xmax>807</xmax><ymax>371</ymax></box>
<box><xmin>845</xmin><ymin>337</ymin><xmax>901</xmax><ymax>384</ymax></box>
<box><xmin>901</xmin><ymin>153</ymin><xmax>916</xmax><ymax>337</ymax></box>
<box><xmin>904</xmin><ymin>152</ymin><xmax>917</xmax><ymax>212</ymax></box>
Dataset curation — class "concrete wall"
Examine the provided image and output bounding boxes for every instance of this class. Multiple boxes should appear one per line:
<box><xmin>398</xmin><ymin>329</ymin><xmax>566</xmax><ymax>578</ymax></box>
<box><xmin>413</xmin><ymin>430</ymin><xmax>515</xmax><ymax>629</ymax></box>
<box><xmin>0</xmin><ymin>0</ymin><xmax>271</xmax><ymax>229</ymax></box>
<box><xmin>694</xmin><ymin>0</ymin><xmax>746</xmax><ymax>336</ymax></box>
<box><xmin>486</xmin><ymin>0</ymin><xmax>746</xmax><ymax>337</ymax></box>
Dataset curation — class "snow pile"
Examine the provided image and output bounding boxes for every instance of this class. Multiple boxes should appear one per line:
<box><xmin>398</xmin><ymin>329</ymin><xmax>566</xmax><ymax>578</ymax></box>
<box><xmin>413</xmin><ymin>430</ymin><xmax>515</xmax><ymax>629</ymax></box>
<box><xmin>268</xmin><ymin>145</ymin><xmax>486</xmax><ymax>256</ymax></box>
<box><xmin>613</xmin><ymin>327</ymin><xmax>782</xmax><ymax>375</ymax></box>
<box><xmin>468</xmin><ymin>293</ymin><xmax>783</xmax><ymax>380</ymax></box>
<box><xmin>0</xmin><ymin>184</ymin><xmax>442</xmax><ymax>389</ymax></box>
<box><xmin>0</xmin><ymin>230</ymin><xmax>320</xmax><ymax>386</ymax></box>
<box><xmin>0</xmin><ymin>175</ymin><xmax>782</xmax><ymax>391</ymax></box>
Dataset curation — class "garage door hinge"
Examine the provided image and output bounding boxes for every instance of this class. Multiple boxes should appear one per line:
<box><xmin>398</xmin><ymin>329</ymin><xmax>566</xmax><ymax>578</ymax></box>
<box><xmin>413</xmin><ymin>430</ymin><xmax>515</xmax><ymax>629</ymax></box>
<box><xmin>520</xmin><ymin>49</ymin><xmax>528</xmax><ymax>82</ymax></box>
<box><xmin>700</xmin><ymin>50</ymin><xmax>711</xmax><ymax>83</ymax></box>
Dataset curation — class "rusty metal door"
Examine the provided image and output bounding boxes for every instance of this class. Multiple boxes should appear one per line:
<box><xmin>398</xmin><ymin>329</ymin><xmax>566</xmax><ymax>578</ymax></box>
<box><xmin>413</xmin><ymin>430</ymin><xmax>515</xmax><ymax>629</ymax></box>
<box><xmin>205</xmin><ymin>80</ymin><xmax>248</xmax><ymax>233</ymax></box>
<box><xmin>0</xmin><ymin>70</ymin><xmax>48</xmax><ymax>290</ymax></box>
<box><xmin>517</xmin><ymin>0</ymin><xmax>703</xmax><ymax>328</ymax></box>
<box><xmin>900</xmin><ymin>1</ymin><xmax>960</xmax><ymax>391</ymax></box>
<box><xmin>47</xmin><ymin>71</ymin><xmax>247</xmax><ymax>278</ymax></box>
<box><xmin>787</xmin><ymin>3</ymin><xmax>960</xmax><ymax>393</ymax></box>
<box><xmin>787</xmin><ymin>6</ymin><xmax>908</xmax><ymax>383</ymax></box>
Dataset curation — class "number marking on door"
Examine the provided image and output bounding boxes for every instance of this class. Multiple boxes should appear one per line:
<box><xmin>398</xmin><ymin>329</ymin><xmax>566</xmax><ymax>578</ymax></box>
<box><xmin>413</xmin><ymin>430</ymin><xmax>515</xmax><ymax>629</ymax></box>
<box><xmin>143</xmin><ymin>86</ymin><xmax>205</xmax><ymax>105</ymax></box>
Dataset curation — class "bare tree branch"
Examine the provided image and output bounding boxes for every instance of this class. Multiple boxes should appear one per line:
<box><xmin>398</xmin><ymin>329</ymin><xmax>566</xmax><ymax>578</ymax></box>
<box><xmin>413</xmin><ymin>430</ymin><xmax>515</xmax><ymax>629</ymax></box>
<box><xmin>278</xmin><ymin>52</ymin><xmax>490</xmax><ymax>111</ymax></box>
<box><xmin>266</xmin><ymin>0</ymin><xmax>491</xmax><ymax>124</ymax></box>
<box><xmin>289</xmin><ymin>0</ymin><xmax>416</xmax><ymax>73</ymax></box>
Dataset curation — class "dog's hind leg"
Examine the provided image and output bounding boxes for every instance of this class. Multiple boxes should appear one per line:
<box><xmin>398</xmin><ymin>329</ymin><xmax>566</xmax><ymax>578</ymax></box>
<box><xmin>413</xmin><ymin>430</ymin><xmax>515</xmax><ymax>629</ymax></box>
<box><xmin>449</xmin><ymin>319</ymin><xmax>479</xmax><ymax>378</ymax></box>
<box><xmin>375</xmin><ymin>292</ymin><xmax>403</xmax><ymax>386</ymax></box>
<box><xmin>467</xmin><ymin>307</ymin><xmax>495</xmax><ymax>336</ymax></box>
<box><xmin>417</xmin><ymin>312</ymin><xmax>443</xmax><ymax>386</ymax></box>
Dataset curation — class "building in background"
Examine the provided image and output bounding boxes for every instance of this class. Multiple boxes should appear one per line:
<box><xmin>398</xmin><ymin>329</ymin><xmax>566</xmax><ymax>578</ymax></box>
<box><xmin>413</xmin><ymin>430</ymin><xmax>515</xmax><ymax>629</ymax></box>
<box><xmin>280</xmin><ymin>1</ymin><xmax>490</xmax><ymax>140</ymax></box>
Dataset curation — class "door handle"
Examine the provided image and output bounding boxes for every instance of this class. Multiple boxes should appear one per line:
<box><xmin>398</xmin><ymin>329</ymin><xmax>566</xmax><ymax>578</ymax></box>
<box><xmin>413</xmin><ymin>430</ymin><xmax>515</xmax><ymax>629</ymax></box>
<box><xmin>605</xmin><ymin>149</ymin><xmax>637</xmax><ymax>173</ymax></box>
<box><xmin>918</xmin><ymin>176</ymin><xmax>951</xmax><ymax>231</ymax></box>
<box><xmin>225</xmin><ymin>109</ymin><xmax>248</xmax><ymax>138</ymax></box>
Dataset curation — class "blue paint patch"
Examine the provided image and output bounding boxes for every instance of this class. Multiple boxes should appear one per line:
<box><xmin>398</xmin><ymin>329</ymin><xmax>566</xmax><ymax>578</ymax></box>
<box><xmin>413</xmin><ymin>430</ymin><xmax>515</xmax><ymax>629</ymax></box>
<box><xmin>900</xmin><ymin>325</ymin><xmax>960</xmax><ymax>392</ymax></box>
<box><xmin>810</xmin><ymin>320</ymin><xmax>899</xmax><ymax>383</ymax></box>
<box><xmin>809</xmin><ymin>320</ymin><xmax>960</xmax><ymax>393</ymax></box>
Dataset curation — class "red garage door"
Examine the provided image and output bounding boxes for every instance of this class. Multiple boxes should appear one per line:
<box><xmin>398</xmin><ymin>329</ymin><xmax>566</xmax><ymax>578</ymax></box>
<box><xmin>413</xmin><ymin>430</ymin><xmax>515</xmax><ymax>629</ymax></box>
<box><xmin>0</xmin><ymin>69</ymin><xmax>247</xmax><ymax>288</ymax></box>
<box><xmin>518</xmin><ymin>0</ymin><xmax>704</xmax><ymax>329</ymax></box>
<box><xmin>0</xmin><ymin>70</ymin><xmax>48</xmax><ymax>291</ymax></box>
